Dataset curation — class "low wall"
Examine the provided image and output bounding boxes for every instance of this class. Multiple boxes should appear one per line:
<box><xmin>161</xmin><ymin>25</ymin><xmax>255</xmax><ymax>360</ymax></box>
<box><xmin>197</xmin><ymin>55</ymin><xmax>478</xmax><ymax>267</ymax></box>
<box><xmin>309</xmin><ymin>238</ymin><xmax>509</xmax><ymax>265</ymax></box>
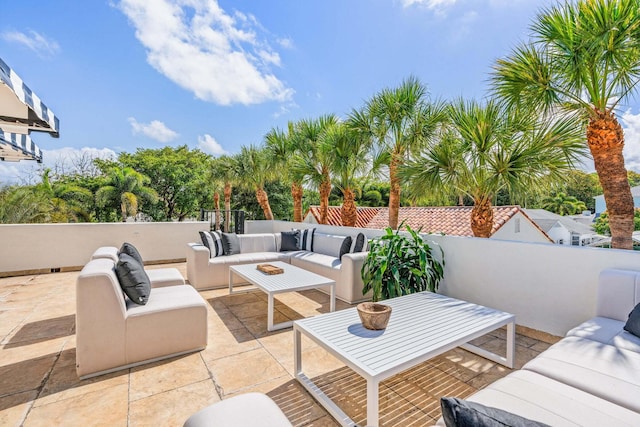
<box><xmin>0</xmin><ymin>221</ymin><xmax>208</xmax><ymax>276</ymax></box>
<box><xmin>246</xmin><ymin>220</ymin><xmax>640</xmax><ymax>336</ymax></box>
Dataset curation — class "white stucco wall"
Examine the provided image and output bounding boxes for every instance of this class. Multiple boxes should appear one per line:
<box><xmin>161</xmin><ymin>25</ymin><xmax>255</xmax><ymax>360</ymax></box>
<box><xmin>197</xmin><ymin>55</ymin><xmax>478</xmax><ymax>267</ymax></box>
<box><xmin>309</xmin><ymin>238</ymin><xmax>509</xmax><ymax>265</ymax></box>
<box><xmin>545</xmin><ymin>223</ymin><xmax>571</xmax><ymax>245</ymax></box>
<box><xmin>490</xmin><ymin>213</ymin><xmax>551</xmax><ymax>244</ymax></box>
<box><xmin>0</xmin><ymin>221</ymin><xmax>208</xmax><ymax>273</ymax></box>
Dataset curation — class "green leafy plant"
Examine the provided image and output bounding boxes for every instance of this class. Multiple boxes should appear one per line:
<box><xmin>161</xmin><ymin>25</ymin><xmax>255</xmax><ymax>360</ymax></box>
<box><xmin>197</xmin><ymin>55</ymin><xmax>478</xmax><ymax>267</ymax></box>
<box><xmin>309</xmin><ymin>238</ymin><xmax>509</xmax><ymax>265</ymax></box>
<box><xmin>361</xmin><ymin>224</ymin><xmax>445</xmax><ymax>302</ymax></box>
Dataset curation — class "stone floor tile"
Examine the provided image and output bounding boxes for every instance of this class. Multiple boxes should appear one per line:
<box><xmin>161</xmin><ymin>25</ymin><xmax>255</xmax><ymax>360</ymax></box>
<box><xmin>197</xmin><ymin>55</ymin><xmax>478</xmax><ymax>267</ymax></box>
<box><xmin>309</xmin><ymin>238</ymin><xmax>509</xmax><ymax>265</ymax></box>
<box><xmin>426</xmin><ymin>347</ymin><xmax>495</xmax><ymax>382</ymax></box>
<box><xmin>240</xmin><ymin>312</ymin><xmax>294</xmax><ymax>338</ymax></box>
<box><xmin>0</xmin><ymin>390</ymin><xmax>37</xmax><ymax>426</ymax></box>
<box><xmin>3</xmin><ymin>314</ymin><xmax>74</xmax><ymax>348</ymax></box>
<box><xmin>0</xmin><ymin>354</ymin><xmax>57</xmax><ymax>398</ymax></box>
<box><xmin>266</xmin><ymin>378</ymin><xmax>332</xmax><ymax>427</ymax></box>
<box><xmin>129</xmin><ymin>379</ymin><xmax>220</xmax><ymax>427</ymax></box>
<box><xmin>200</xmin><ymin>326</ymin><xmax>261</xmax><ymax>362</ymax></box>
<box><xmin>205</xmin><ymin>347</ymin><xmax>289</xmax><ymax>395</ymax></box>
<box><xmin>23</xmin><ymin>382</ymin><xmax>128</xmax><ymax>427</ymax></box>
<box><xmin>465</xmin><ymin>363</ymin><xmax>512</xmax><ymax>389</ymax></box>
<box><xmin>129</xmin><ymin>353</ymin><xmax>211</xmax><ymax>401</ymax></box>
<box><xmin>0</xmin><ymin>336</ymin><xmax>67</xmax><ymax>366</ymax></box>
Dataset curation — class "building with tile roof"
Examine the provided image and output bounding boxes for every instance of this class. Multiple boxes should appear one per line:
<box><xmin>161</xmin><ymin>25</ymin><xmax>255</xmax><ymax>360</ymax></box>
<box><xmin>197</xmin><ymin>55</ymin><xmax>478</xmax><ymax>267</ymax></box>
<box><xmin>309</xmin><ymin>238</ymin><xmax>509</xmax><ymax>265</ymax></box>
<box><xmin>303</xmin><ymin>205</ymin><xmax>553</xmax><ymax>243</ymax></box>
<box><xmin>524</xmin><ymin>209</ymin><xmax>602</xmax><ymax>246</ymax></box>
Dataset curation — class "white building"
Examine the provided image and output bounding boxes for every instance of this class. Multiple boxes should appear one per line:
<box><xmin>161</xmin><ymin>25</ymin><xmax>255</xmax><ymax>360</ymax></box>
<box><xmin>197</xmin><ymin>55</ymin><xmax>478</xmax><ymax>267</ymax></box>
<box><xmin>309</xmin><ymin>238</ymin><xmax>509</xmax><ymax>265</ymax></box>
<box><xmin>524</xmin><ymin>209</ymin><xmax>601</xmax><ymax>246</ymax></box>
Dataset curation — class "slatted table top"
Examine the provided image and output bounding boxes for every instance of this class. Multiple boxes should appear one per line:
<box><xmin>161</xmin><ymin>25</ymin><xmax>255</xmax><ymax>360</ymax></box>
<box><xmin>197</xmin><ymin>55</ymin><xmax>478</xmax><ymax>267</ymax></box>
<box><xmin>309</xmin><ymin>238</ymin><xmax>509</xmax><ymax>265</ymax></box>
<box><xmin>230</xmin><ymin>261</ymin><xmax>335</xmax><ymax>293</ymax></box>
<box><xmin>294</xmin><ymin>291</ymin><xmax>514</xmax><ymax>380</ymax></box>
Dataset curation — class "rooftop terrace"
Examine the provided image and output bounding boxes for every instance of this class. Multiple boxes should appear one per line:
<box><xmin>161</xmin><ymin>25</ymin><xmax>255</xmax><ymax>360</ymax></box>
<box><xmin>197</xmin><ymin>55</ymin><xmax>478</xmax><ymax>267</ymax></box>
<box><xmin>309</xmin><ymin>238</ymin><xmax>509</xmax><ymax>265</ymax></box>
<box><xmin>1</xmin><ymin>262</ymin><xmax>558</xmax><ymax>427</ymax></box>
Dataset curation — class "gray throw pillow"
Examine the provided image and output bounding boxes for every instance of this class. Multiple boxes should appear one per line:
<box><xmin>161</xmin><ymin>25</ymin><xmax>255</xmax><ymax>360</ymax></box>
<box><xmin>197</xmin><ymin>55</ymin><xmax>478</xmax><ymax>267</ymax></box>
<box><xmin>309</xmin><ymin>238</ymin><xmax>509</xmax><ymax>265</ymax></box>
<box><xmin>280</xmin><ymin>231</ymin><xmax>300</xmax><ymax>251</ymax></box>
<box><xmin>119</xmin><ymin>242</ymin><xmax>144</xmax><ymax>266</ymax></box>
<box><xmin>115</xmin><ymin>253</ymin><xmax>151</xmax><ymax>305</ymax></box>
<box><xmin>339</xmin><ymin>236</ymin><xmax>352</xmax><ymax>259</ymax></box>
<box><xmin>221</xmin><ymin>232</ymin><xmax>241</xmax><ymax>255</ymax></box>
<box><xmin>353</xmin><ymin>233</ymin><xmax>366</xmax><ymax>252</ymax></box>
<box><xmin>440</xmin><ymin>397</ymin><xmax>550</xmax><ymax>427</ymax></box>
<box><xmin>624</xmin><ymin>303</ymin><xmax>640</xmax><ymax>338</ymax></box>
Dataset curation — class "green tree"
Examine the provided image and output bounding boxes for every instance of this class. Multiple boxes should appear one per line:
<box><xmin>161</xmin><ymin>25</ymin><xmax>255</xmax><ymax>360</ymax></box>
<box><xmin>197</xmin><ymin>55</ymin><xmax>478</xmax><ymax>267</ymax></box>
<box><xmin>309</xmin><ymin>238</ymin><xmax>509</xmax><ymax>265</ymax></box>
<box><xmin>400</xmin><ymin>98</ymin><xmax>586</xmax><ymax>237</ymax></box>
<box><xmin>95</xmin><ymin>166</ymin><xmax>157</xmax><ymax>222</ymax></box>
<box><xmin>0</xmin><ymin>185</ymin><xmax>50</xmax><ymax>223</ymax></box>
<box><xmin>354</xmin><ymin>76</ymin><xmax>447</xmax><ymax>229</ymax></box>
<box><xmin>120</xmin><ymin>146</ymin><xmax>212</xmax><ymax>221</ymax></box>
<box><xmin>210</xmin><ymin>155</ymin><xmax>240</xmax><ymax>231</ymax></box>
<box><xmin>594</xmin><ymin>210</ymin><xmax>640</xmax><ymax>235</ymax></box>
<box><xmin>235</xmin><ymin>145</ymin><xmax>275</xmax><ymax>220</ymax></box>
<box><xmin>541</xmin><ymin>192</ymin><xmax>587</xmax><ymax>215</ymax></box>
<box><xmin>492</xmin><ymin>0</ymin><xmax>640</xmax><ymax>249</ymax></box>
<box><xmin>36</xmin><ymin>169</ymin><xmax>93</xmax><ymax>222</ymax></box>
<box><xmin>231</xmin><ymin>181</ymin><xmax>292</xmax><ymax>221</ymax></box>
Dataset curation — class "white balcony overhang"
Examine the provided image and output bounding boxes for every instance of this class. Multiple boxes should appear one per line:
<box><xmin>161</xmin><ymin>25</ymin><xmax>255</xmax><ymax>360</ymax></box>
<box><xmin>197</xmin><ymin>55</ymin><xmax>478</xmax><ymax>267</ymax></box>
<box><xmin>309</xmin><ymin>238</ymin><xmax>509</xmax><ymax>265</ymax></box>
<box><xmin>0</xmin><ymin>129</ymin><xmax>42</xmax><ymax>162</ymax></box>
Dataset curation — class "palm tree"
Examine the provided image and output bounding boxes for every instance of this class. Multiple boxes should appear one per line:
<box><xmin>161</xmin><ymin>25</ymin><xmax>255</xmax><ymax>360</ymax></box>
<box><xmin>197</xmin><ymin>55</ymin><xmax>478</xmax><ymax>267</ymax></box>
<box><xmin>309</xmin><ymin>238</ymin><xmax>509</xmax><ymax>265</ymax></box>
<box><xmin>265</xmin><ymin>122</ymin><xmax>305</xmax><ymax>223</ymax></box>
<box><xmin>491</xmin><ymin>0</ymin><xmax>640</xmax><ymax>249</ymax></box>
<box><xmin>319</xmin><ymin>118</ymin><xmax>372</xmax><ymax>227</ymax></box>
<box><xmin>400</xmin><ymin>98</ymin><xmax>586</xmax><ymax>237</ymax></box>
<box><xmin>357</xmin><ymin>76</ymin><xmax>447</xmax><ymax>229</ymax></box>
<box><xmin>236</xmin><ymin>146</ymin><xmax>274</xmax><ymax>220</ymax></box>
<box><xmin>290</xmin><ymin>115</ymin><xmax>339</xmax><ymax>224</ymax></box>
<box><xmin>210</xmin><ymin>155</ymin><xmax>239</xmax><ymax>231</ymax></box>
<box><xmin>95</xmin><ymin>166</ymin><xmax>157</xmax><ymax>222</ymax></box>
<box><xmin>541</xmin><ymin>192</ymin><xmax>587</xmax><ymax>216</ymax></box>
<box><xmin>37</xmin><ymin>169</ymin><xmax>93</xmax><ymax>222</ymax></box>
<box><xmin>0</xmin><ymin>185</ymin><xmax>50</xmax><ymax>223</ymax></box>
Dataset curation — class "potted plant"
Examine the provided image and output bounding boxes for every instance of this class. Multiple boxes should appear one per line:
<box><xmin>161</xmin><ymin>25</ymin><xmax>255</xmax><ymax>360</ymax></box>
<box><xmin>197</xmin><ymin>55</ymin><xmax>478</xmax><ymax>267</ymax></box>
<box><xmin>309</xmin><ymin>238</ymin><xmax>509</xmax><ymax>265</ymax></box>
<box><xmin>358</xmin><ymin>224</ymin><xmax>445</xmax><ymax>330</ymax></box>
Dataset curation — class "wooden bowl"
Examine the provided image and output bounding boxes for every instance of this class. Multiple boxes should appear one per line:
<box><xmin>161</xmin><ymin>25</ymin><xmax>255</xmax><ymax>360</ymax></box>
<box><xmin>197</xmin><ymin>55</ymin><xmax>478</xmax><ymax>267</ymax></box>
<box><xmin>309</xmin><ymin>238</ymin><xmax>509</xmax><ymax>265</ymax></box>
<box><xmin>357</xmin><ymin>302</ymin><xmax>392</xmax><ymax>330</ymax></box>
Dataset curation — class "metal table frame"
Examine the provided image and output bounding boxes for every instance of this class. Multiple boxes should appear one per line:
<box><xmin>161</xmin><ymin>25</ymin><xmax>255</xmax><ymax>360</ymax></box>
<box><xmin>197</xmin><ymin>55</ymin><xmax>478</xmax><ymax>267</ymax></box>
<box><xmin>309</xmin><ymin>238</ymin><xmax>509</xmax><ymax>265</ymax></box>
<box><xmin>229</xmin><ymin>261</ymin><xmax>336</xmax><ymax>331</ymax></box>
<box><xmin>293</xmin><ymin>292</ymin><xmax>515</xmax><ymax>426</ymax></box>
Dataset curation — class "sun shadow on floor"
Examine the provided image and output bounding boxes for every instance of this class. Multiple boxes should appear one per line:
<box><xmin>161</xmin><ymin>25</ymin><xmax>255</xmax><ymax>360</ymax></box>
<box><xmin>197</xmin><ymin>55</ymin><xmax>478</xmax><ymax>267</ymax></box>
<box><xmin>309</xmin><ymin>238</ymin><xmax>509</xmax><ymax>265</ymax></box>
<box><xmin>4</xmin><ymin>314</ymin><xmax>75</xmax><ymax>349</ymax></box>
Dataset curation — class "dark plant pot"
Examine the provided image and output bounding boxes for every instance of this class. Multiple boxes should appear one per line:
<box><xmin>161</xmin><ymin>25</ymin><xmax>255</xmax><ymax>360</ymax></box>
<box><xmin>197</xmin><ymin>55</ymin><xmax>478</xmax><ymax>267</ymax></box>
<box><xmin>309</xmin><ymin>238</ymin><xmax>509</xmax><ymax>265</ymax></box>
<box><xmin>357</xmin><ymin>302</ymin><xmax>392</xmax><ymax>330</ymax></box>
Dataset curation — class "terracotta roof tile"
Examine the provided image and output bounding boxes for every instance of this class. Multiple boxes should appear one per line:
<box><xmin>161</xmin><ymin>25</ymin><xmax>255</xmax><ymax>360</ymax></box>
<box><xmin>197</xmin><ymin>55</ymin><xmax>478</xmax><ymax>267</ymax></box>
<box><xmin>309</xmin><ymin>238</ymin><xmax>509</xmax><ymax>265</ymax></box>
<box><xmin>305</xmin><ymin>206</ymin><xmax>381</xmax><ymax>228</ymax></box>
<box><xmin>365</xmin><ymin>206</ymin><xmax>522</xmax><ymax>237</ymax></box>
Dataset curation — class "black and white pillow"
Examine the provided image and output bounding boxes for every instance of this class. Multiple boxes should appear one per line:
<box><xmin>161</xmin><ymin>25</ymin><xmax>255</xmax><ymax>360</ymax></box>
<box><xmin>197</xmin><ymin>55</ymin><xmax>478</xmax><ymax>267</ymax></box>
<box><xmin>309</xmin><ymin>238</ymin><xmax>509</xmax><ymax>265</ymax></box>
<box><xmin>199</xmin><ymin>231</ymin><xmax>225</xmax><ymax>258</ymax></box>
<box><xmin>299</xmin><ymin>228</ymin><xmax>316</xmax><ymax>251</ymax></box>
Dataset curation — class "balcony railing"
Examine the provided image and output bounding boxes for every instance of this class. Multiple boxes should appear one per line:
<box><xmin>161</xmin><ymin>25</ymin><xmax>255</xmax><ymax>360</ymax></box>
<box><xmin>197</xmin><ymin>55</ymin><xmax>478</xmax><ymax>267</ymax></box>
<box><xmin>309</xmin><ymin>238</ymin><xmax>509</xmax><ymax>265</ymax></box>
<box><xmin>199</xmin><ymin>209</ymin><xmax>249</xmax><ymax>234</ymax></box>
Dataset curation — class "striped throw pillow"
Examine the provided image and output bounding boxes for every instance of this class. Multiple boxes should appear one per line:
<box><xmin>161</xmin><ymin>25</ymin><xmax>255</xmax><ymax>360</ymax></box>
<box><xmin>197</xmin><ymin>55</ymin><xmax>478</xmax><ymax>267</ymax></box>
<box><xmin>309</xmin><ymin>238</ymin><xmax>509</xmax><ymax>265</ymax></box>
<box><xmin>299</xmin><ymin>228</ymin><xmax>315</xmax><ymax>251</ymax></box>
<box><xmin>199</xmin><ymin>231</ymin><xmax>225</xmax><ymax>258</ymax></box>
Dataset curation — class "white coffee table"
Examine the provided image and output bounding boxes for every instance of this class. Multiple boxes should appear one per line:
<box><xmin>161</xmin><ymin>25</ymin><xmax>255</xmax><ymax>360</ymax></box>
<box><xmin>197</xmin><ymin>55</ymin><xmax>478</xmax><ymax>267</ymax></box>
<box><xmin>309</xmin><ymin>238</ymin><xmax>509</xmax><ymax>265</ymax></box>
<box><xmin>229</xmin><ymin>261</ymin><xmax>336</xmax><ymax>331</ymax></box>
<box><xmin>293</xmin><ymin>291</ymin><xmax>515</xmax><ymax>427</ymax></box>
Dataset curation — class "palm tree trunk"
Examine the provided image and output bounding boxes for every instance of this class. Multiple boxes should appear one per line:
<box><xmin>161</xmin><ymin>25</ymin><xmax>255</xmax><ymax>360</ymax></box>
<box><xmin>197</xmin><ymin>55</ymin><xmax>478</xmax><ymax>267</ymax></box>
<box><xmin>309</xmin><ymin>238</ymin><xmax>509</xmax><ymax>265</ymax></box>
<box><xmin>256</xmin><ymin>187</ymin><xmax>274</xmax><ymax>220</ymax></box>
<box><xmin>588</xmin><ymin>111</ymin><xmax>634</xmax><ymax>249</ymax></box>
<box><xmin>291</xmin><ymin>182</ymin><xmax>303</xmax><ymax>222</ymax></box>
<box><xmin>214</xmin><ymin>193</ymin><xmax>221</xmax><ymax>231</ymax></box>
<box><xmin>319</xmin><ymin>168</ymin><xmax>331</xmax><ymax>224</ymax></box>
<box><xmin>224</xmin><ymin>182</ymin><xmax>232</xmax><ymax>232</ymax></box>
<box><xmin>471</xmin><ymin>198</ymin><xmax>493</xmax><ymax>238</ymax></box>
<box><xmin>388</xmin><ymin>156</ymin><xmax>401</xmax><ymax>229</ymax></box>
<box><xmin>341</xmin><ymin>188</ymin><xmax>357</xmax><ymax>227</ymax></box>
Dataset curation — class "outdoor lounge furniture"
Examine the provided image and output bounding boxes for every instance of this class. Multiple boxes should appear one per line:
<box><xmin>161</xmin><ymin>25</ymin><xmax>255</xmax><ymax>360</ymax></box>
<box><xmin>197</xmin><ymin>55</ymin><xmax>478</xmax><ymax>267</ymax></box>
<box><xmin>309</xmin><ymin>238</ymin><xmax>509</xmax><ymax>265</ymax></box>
<box><xmin>294</xmin><ymin>291</ymin><xmax>516</xmax><ymax>427</ymax></box>
<box><xmin>186</xmin><ymin>231</ymin><xmax>370</xmax><ymax>303</ymax></box>
<box><xmin>438</xmin><ymin>268</ymin><xmax>640</xmax><ymax>426</ymax></box>
<box><xmin>75</xmin><ymin>257</ymin><xmax>208</xmax><ymax>379</ymax></box>
<box><xmin>91</xmin><ymin>246</ymin><xmax>186</xmax><ymax>287</ymax></box>
<box><xmin>183</xmin><ymin>393</ymin><xmax>292</xmax><ymax>427</ymax></box>
<box><xmin>229</xmin><ymin>261</ymin><xmax>336</xmax><ymax>331</ymax></box>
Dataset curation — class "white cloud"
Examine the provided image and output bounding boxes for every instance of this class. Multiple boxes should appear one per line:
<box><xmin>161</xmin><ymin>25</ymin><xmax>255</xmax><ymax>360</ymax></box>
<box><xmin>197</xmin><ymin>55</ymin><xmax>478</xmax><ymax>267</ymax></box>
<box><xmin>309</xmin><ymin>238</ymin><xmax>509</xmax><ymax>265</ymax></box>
<box><xmin>277</xmin><ymin>37</ymin><xmax>294</xmax><ymax>49</ymax></box>
<box><xmin>1</xmin><ymin>30</ymin><xmax>60</xmax><ymax>58</ymax></box>
<box><xmin>401</xmin><ymin>0</ymin><xmax>457</xmax><ymax>13</ymax></box>
<box><xmin>117</xmin><ymin>0</ymin><xmax>294</xmax><ymax>106</ymax></box>
<box><xmin>622</xmin><ymin>110</ymin><xmax>640</xmax><ymax>172</ymax></box>
<box><xmin>198</xmin><ymin>134</ymin><xmax>227</xmax><ymax>156</ymax></box>
<box><xmin>128</xmin><ymin>117</ymin><xmax>179</xmax><ymax>142</ymax></box>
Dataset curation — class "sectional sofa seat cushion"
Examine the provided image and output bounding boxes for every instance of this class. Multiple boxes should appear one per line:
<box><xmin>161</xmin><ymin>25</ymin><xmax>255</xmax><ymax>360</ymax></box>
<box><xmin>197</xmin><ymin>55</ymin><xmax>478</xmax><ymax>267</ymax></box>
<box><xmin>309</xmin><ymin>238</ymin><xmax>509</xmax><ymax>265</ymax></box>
<box><xmin>522</xmin><ymin>336</ymin><xmax>640</xmax><ymax>413</ymax></box>
<box><xmin>115</xmin><ymin>253</ymin><xmax>151</xmax><ymax>305</ymax></box>
<box><xmin>566</xmin><ymin>316</ymin><xmax>640</xmax><ymax>354</ymax></box>
<box><xmin>440</xmin><ymin>397</ymin><xmax>550</xmax><ymax>427</ymax></box>
<box><xmin>200</xmin><ymin>231</ymin><xmax>224</xmax><ymax>257</ymax></box>
<box><xmin>624</xmin><ymin>303</ymin><xmax>640</xmax><ymax>338</ymax></box>
<box><xmin>119</xmin><ymin>242</ymin><xmax>144</xmax><ymax>266</ymax></box>
<box><xmin>460</xmin><ymin>370</ymin><xmax>640</xmax><ymax>427</ymax></box>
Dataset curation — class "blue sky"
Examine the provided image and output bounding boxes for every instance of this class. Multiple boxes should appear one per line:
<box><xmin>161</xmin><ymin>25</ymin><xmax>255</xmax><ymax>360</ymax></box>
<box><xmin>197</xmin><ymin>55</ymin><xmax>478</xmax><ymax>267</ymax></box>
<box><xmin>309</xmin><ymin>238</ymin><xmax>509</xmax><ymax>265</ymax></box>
<box><xmin>2</xmin><ymin>0</ymin><xmax>640</xmax><ymax>183</ymax></box>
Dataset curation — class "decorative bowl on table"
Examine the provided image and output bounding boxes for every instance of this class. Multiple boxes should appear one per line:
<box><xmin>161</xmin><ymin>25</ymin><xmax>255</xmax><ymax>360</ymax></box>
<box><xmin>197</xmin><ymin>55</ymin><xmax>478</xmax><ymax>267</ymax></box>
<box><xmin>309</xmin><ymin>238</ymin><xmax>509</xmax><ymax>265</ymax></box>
<box><xmin>357</xmin><ymin>302</ymin><xmax>392</xmax><ymax>330</ymax></box>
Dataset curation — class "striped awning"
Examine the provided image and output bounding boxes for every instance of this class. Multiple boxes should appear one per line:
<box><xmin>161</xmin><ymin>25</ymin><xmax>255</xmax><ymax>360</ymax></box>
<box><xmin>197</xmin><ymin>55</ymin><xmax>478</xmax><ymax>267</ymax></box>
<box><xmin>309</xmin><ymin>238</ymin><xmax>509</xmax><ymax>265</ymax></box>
<box><xmin>0</xmin><ymin>129</ymin><xmax>42</xmax><ymax>162</ymax></box>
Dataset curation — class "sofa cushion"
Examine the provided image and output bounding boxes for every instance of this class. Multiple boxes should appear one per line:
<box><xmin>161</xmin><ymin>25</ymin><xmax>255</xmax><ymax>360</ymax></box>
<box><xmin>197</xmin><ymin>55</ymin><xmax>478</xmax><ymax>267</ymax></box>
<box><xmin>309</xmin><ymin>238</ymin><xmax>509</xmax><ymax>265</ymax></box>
<box><xmin>567</xmin><ymin>316</ymin><xmax>640</xmax><ymax>354</ymax></box>
<box><xmin>299</xmin><ymin>228</ymin><xmax>315</xmax><ymax>251</ymax></box>
<box><xmin>146</xmin><ymin>268</ymin><xmax>185</xmax><ymax>288</ymax></box>
<box><xmin>624</xmin><ymin>303</ymin><xmax>640</xmax><ymax>338</ymax></box>
<box><xmin>221</xmin><ymin>232</ymin><xmax>241</xmax><ymax>255</ymax></box>
<box><xmin>339</xmin><ymin>236</ymin><xmax>352</xmax><ymax>259</ymax></box>
<box><xmin>115</xmin><ymin>253</ymin><xmax>151</xmax><ymax>305</ymax></box>
<box><xmin>237</xmin><ymin>233</ymin><xmax>279</xmax><ymax>253</ymax></box>
<box><xmin>463</xmin><ymin>370</ymin><xmax>640</xmax><ymax>427</ymax></box>
<box><xmin>119</xmin><ymin>242</ymin><xmax>144</xmax><ymax>266</ymax></box>
<box><xmin>280</xmin><ymin>231</ymin><xmax>299</xmax><ymax>251</ymax></box>
<box><xmin>313</xmin><ymin>233</ymin><xmax>349</xmax><ymax>258</ymax></box>
<box><xmin>351</xmin><ymin>232</ymin><xmax>366</xmax><ymax>253</ymax></box>
<box><xmin>440</xmin><ymin>397</ymin><xmax>550</xmax><ymax>427</ymax></box>
<box><xmin>200</xmin><ymin>231</ymin><xmax>224</xmax><ymax>258</ymax></box>
<box><xmin>522</xmin><ymin>336</ymin><xmax>640</xmax><ymax>412</ymax></box>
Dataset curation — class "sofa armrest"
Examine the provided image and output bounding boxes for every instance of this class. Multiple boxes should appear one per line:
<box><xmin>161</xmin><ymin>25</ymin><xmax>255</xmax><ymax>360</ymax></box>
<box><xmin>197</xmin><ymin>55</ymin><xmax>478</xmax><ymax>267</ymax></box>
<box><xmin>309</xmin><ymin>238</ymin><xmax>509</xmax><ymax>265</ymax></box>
<box><xmin>341</xmin><ymin>252</ymin><xmax>371</xmax><ymax>302</ymax></box>
<box><xmin>597</xmin><ymin>269</ymin><xmax>640</xmax><ymax>322</ymax></box>
<box><xmin>186</xmin><ymin>243</ymin><xmax>210</xmax><ymax>288</ymax></box>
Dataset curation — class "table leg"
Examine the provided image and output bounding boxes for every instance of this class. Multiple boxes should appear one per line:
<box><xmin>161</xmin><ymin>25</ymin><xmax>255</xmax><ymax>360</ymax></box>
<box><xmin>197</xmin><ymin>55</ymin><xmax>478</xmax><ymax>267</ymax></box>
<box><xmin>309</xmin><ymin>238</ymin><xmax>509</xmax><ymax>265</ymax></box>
<box><xmin>294</xmin><ymin>328</ymin><xmax>302</xmax><ymax>375</ymax></box>
<box><xmin>329</xmin><ymin>284</ymin><xmax>336</xmax><ymax>312</ymax></box>
<box><xmin>268</xmin><ymin>293</ymin><xmax>274</xmax><ymax>331</ymax></box>
<box><xmin>506</xmin><ymin>320</ymin><xmax>515</xmax><ymax>369</ymax></box>
<box><xmin>367</xmin><ymin>379</ymin><xmax>379</xmax><ymax>427</ymax></box>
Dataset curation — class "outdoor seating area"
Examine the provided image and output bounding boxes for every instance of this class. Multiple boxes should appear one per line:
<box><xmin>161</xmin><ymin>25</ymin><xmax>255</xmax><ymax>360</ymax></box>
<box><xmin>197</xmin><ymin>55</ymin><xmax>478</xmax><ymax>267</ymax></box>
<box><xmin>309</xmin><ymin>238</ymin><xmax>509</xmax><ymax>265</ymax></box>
<box><xmin>0</xmin><ymin>261</ymin><xmax>557</xmax><ymax>426</ymax></box>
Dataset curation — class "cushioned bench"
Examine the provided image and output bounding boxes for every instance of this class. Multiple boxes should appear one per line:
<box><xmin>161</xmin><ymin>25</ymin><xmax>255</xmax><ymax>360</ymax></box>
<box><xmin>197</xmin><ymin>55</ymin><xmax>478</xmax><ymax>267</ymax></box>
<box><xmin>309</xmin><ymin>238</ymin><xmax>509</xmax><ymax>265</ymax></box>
<box><xmin>183</xmin><ymin>393</ymin><xmax>292</xmax><ymax>427</ymax></box>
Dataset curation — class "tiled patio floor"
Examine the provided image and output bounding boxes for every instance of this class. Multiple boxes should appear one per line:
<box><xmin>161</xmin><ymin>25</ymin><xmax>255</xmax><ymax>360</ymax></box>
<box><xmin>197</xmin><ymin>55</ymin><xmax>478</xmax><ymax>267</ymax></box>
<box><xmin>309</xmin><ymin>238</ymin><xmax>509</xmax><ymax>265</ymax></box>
<box><xmin>0</xmin><ymin>263</ymin><xmax>560</xmax><ymax>426</ymax></box>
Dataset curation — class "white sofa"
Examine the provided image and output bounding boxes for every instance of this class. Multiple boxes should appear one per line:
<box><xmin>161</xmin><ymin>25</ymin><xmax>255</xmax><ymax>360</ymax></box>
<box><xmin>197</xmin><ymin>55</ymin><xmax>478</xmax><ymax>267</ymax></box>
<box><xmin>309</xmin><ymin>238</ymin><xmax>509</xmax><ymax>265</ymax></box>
<box><xmin>186</xmin><ymin>232</ymin><xmax>370</xmax><ymax>304</ymax></box>
<box><xmin>75</xmin><ymin>257</ymin><xmax>208</xmax><ymax>379</ymax></box>
<box><xmin>445</xmin><ymin>269</ymin><xmax>640</xmax><ymax>426</ymax></box>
